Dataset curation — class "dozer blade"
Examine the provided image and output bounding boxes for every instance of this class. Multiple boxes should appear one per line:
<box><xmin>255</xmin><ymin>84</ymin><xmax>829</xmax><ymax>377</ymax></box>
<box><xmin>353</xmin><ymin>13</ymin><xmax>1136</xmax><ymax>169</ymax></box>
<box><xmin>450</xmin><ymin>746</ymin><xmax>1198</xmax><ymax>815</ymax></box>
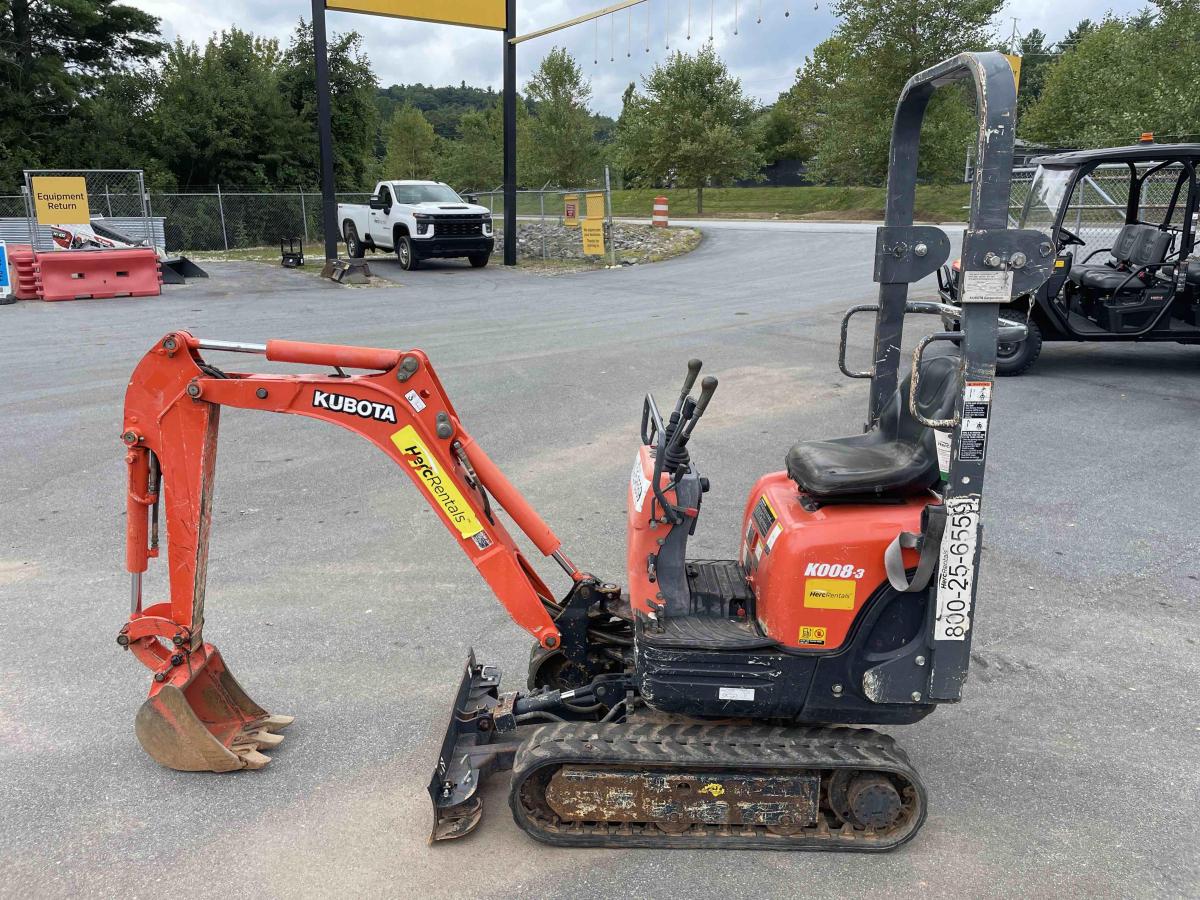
<box><xmin>427</xmin><ymin>649</ymin><xmax>520</xmax><ymax>843</ymax></box>
<box><xmin>135</xmin><ymin>643</ymin><xmax>293</xmax><ymax>773</ymax></box>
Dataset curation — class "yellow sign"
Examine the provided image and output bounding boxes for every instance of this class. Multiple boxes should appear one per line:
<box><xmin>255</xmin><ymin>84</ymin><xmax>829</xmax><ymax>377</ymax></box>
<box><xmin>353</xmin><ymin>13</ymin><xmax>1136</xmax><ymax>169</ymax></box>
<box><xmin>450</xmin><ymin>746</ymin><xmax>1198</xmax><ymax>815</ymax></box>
<box><xmin>803</xmin><ymin>578</ymin><xmax>856</xmax><ymax>610</ymax></box>
<box><xmin>390</xmin><ymin>425</ymin><xmax>484</xmax><ymax>539</ymax></box>
<box><xmin>1002</xmin><ymin>53</ymin><xmax>1022</xmax><ymax>93</ymax></box>
<box><xmin>31</xmin><ymin>176</ymin><xmax>90</xmax><ymax>225</ymax></box>
<box><xmin>563</xmin><ymin>194</ymin><xmax>579</xmax><ymax>228</ymax></box>
<box><xmin>326</xmin><ymin>0</ymin><xmax>506</xmax><ymax>30</ymax></box>
<box><xmin>582</xmin><ymin>219</ymin><xmax>605</xmax><ymax>256</ymax></box>
<box><xmin>585</xmin><ymin>191</ymin><xmax>605</xmax><ymax>220</ymax></box>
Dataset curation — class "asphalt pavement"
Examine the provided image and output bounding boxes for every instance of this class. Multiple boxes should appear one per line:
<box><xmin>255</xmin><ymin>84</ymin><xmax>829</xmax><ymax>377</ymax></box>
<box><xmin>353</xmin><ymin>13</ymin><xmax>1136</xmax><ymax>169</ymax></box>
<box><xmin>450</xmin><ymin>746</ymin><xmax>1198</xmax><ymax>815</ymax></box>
<box><xmin>1</xmin><ymin>222</ymin><xmax>1197</xmax><ymax>899</ymax></box>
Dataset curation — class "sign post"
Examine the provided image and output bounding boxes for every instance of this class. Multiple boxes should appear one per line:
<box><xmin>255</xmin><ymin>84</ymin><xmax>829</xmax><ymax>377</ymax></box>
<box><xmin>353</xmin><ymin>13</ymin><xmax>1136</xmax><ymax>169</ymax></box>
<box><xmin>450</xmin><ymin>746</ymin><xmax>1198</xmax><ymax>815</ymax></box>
<box><xmin>502</xmin><ymin>0</ymin><xmax>517</xmax><ymax>266</ymax></box>
<box><xmin>312</xmin><ymin>0</ymin><xmax>340</xmax><ymax>268</ymax></box>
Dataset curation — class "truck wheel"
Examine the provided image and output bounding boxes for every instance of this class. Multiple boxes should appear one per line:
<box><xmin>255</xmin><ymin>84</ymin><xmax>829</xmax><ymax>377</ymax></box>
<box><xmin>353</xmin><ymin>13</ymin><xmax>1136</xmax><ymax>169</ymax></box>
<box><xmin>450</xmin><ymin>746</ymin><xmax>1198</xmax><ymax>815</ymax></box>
<box><xmin>996</xmin><ymin>317</ymin><xmax>1043</xmax><ymax>376</ymax></box>
<box><xmin>396</xmin><ymin>236</ymin><xmax>419</xmax><ymax>271</ymax></box>
<box><xmin>468</xmin><ymin>253</ymin><xmax>489</xmax><ymax>268</ymax></box>
<box><xmin>344</xmin><ymin>223</ymin><xmax>364</xmax><ymax>259</ymax></box>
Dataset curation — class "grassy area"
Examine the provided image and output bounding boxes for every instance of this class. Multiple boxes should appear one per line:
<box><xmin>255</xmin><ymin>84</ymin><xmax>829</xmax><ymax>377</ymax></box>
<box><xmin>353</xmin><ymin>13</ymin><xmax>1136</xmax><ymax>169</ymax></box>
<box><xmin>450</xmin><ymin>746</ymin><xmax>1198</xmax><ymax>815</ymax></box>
<box><xmin>487</xmin><ymin>184</ymin><xmax>971</xmax><ymax>223</ymax></box>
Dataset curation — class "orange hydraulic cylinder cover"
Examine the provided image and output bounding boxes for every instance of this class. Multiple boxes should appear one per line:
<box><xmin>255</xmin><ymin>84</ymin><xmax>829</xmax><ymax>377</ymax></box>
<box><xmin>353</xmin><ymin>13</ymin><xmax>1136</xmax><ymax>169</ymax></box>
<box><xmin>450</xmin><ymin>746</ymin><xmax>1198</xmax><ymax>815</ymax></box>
<box><xmin>741</xmin><ymin>473</ymin><xmax>926</xmax><ymax>651</ymax></box>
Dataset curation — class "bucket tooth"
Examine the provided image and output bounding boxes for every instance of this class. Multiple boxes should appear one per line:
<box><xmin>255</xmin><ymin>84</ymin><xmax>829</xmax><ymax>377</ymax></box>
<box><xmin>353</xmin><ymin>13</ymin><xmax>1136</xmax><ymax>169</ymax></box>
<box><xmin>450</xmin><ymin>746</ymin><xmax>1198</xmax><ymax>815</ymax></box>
<box><xmin>236</xmin><ymin>747</ymin><xmax>273</xmax><ymax>769</ymax></box>
<box><xmin>259</xmin><ymin>715</ymin><xmax>295</xmax><ymax>732</ymax></box>
<box><xmin>249</xmin><ymin>729</ymin><xmax>286</xmax><ymax>749</ymax></box>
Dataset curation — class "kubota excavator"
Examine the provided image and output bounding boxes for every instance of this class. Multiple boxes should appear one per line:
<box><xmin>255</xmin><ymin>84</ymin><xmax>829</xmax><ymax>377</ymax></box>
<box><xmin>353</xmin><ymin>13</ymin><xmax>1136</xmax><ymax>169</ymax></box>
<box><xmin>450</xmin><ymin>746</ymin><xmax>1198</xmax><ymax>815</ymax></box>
<box><xmin>118</xmin><ymin>53</ymin><xmax>1053</xmax><ymax>850</ymax></box>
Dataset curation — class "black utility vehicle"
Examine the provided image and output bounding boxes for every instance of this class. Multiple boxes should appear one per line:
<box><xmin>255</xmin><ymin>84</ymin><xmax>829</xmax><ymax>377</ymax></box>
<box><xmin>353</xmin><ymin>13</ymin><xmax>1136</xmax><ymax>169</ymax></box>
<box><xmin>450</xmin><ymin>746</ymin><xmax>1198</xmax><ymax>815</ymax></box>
<box><xmin>940</xmin><ymin>138</ymin><xmax>1200</xmax><ymax>374</ymax></box>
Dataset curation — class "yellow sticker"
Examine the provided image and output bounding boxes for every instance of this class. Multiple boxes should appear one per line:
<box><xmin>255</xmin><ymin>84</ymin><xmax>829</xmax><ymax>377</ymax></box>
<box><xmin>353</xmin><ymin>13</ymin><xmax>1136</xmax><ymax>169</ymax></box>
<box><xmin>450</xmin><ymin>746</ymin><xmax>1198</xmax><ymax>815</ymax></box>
<box><xmin>390</xmin><ymin>425</ymin><xmax>483</xmax><ymax>540</ymax></box>
<box><xmin>804</xmin><ymin>578</ymin><xmax>856</xmax><ymax>610</ymax></box>
<box><xmin>699</xmin><ymin>783</ymin><xmax>725</xmax><ymax>797</ymax></box>
<box><xmin>798</xmin><ymin>626</ymin><xmax>827</xmax><ymax>645</ymax></box>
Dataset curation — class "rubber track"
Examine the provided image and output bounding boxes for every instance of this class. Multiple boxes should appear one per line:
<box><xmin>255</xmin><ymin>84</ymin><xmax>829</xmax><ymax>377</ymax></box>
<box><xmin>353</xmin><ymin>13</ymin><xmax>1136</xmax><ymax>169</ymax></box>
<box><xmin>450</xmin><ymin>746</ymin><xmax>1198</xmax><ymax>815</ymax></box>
<box><xmin>509</xmin><ymin>721</ymin><xmax>927</xmax><ymax>851</ymax></box>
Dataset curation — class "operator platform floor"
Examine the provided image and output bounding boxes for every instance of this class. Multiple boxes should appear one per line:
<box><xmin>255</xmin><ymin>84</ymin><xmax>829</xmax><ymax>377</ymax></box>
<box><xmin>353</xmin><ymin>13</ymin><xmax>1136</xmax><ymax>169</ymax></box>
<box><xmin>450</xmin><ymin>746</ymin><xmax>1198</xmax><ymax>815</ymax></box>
<box><xmin>1</xmin><ymin>222</ymin><xmax>1197</xmax><ymax>899</ymax></box>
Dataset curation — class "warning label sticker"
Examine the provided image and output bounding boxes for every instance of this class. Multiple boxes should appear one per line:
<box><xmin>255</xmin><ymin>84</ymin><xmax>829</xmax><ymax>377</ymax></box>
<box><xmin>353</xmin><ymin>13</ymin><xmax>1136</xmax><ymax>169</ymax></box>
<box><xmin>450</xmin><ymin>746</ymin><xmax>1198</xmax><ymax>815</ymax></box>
<box><xmin>957</xmin><ymin>380</ymin><xmax>993</xmax><ymax>462</ymax></box>
<box><xmin>797</xmin><ymin>626</ymin><xmax>827</xmax><ymax>646</ymax></box>
<box><xmin>751</xmin><ymin>495</ymin><xmax>777</xmax><ymax>538</ymax></box>
<box><xmin>962</xmin><ymin>269</ymin><xmax>1014</xmax><ymax>304</ymax></box>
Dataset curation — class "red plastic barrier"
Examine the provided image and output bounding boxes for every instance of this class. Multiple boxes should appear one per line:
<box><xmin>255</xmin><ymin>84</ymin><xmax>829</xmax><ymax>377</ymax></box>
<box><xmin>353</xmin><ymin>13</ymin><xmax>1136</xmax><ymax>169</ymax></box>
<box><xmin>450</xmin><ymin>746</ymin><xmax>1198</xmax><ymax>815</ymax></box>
<box><xmin>5</xmin><ymin>244</ymin><xmax>39</xmax><ymax>300</ymax></box>
<box><xmin>35</xmin><ymin>248</ymin><xmax>161</xmax><ymax>302</ymax></box>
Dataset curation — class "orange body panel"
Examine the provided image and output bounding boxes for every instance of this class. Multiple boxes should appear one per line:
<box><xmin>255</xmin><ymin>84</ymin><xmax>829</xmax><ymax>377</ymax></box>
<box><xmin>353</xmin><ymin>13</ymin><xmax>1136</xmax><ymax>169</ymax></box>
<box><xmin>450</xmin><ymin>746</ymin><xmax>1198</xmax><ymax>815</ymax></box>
<box><xmin>741</xmin><ymin>472</ymin><xmax>930</xmax><ymax>651</ymax></box>
<box><xmin>626</xmin><ymin>444</ymin><xmax>676</xmax><ymax>614</ymax></box>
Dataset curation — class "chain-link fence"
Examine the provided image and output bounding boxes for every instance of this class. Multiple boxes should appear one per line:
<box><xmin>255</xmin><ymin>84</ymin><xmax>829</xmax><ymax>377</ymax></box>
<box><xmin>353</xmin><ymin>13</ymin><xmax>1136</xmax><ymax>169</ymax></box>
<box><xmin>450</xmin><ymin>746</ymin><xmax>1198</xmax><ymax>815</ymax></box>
<box><xmin>1008</xmin><ymin>162</ymin><xmax>1189</xmax><ymax>257</ymax></box>
<box><xmin>7</xmin><ymin>166</ymin><xmax>1176</xmax><ymax>261</ymax></box>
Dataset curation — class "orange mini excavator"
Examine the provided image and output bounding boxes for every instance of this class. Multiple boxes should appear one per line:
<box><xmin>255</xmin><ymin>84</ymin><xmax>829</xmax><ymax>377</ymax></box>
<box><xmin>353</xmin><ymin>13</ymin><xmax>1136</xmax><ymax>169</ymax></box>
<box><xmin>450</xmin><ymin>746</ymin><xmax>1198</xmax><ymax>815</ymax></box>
<box><xmin>118</xmin><ymin>53</ymin><xmax>1052</xmax><ymax>850</ymax></box>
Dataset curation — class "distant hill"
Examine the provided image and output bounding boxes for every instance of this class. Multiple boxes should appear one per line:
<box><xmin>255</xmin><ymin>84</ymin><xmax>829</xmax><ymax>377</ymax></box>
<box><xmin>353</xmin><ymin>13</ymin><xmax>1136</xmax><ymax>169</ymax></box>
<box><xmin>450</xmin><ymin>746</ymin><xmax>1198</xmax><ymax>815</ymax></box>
<box><xmin>376</xmin><ymin>82</ymin><xmax>616</xmax><ymax>144</ymax></box>
<box><xmin>376</xmin><ymin>83</ymin><xmax>500</xmax><ymax>139</ymax></box>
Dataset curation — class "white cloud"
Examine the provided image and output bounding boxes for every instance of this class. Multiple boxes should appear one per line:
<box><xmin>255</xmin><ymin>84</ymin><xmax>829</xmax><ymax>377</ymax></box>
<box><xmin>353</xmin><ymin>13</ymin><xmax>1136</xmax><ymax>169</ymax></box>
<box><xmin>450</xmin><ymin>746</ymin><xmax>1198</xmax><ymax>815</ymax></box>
<box><xmin>130</xmin><ymin>0</ymin><xmax>1147</xmax><ymax>115</ymax></box>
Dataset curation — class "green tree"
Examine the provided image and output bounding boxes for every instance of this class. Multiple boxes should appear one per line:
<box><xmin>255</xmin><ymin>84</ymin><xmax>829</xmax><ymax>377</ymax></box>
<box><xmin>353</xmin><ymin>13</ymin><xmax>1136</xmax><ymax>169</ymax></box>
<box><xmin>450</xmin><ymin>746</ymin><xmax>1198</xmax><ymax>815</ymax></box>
<box><xmin>525</xmin><ymin>47</ymin><xmax>599</xmax><ymax>187</ymax></box>
<box><xmin>1013</xmin><ymin>28</ymin><xmax>1054</xmax><ymax>118</ymax></box>
<box><xmin>382</xmin><ymin>103</ymin><xmax>439</xmax><ymax>178</ymax></box>
<box><xmin>616</xmin><ymin>45</ymin><xmax>762</xmax><ymax>213</ymax></box>
<box><xmin>0</xmin><ymin>0</ymin><xmax>163</xmax><ymax>184</ymax></box>
<box><xmin>439</xmin><ymin>98</ymin><xmax>534</xmax><ymax>190</ymax></box>
<box><xmin>152</xmin><ymin>30</ymin><xmax>298</xmax><ymax>189</ymax></box>
<box><xmin>1022</xmin><ymin>3</ymin><xmax>1200</xmax><ymax>147</ymax></box>
<box><xmin>279</xmin><ymin>20</ymin><xmax>379</xmax><ymax>190</ymax></box>
<box><xmin>778</xmin><ymin>0</ymin><xmax>1000</xmax><ymax>185</ymax></box>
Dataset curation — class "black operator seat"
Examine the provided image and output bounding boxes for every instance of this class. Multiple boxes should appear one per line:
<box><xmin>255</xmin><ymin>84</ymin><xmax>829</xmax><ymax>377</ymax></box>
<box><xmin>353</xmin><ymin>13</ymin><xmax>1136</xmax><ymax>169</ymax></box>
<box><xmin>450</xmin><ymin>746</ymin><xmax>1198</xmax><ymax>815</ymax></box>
<box><xmin>1069</xmin><ymin>224</ymin><xmax>1172</xmax><ymax>291</ymax></box>
<box><xmin>786</xmin><ymin>349</ymin><xmax>961</xmax><ymax>499</ymax></box>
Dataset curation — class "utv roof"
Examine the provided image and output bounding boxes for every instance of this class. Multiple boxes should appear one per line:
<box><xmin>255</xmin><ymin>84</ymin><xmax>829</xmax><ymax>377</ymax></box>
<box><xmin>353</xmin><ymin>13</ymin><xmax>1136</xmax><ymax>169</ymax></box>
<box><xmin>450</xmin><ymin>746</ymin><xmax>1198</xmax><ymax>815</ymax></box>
<box><xmin>1032</xmin><ymin>143</ymin><xmax>1200</xmax><ymax>167</ymax></box>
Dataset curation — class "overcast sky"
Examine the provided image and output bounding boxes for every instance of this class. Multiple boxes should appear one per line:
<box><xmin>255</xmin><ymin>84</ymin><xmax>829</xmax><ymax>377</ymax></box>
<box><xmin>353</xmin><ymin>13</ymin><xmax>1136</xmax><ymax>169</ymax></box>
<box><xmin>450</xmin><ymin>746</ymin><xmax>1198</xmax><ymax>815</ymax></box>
<box><xmin>128</xmin><ymin>0</ymin><xmax>1147</xmax><ymax>116</ymax></box>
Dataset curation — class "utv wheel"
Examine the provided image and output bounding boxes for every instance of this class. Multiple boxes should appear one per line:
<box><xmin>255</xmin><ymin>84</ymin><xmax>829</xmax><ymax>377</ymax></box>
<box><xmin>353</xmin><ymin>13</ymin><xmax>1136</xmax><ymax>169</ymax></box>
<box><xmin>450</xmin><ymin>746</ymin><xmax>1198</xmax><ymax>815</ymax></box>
<box><xmin>996</xmin><ymin>316</ymin><xmax>1043</xmax><ymax>376</ymax></box>
<box><xmin>344</xmin><ymin>223</ymin><xmax>364</xmax><ymax>259</ymax></box>
<box><xmin>468</xmin><ymin>253</ymin><xmax>490</xmax><ymax>269</ymax></box>
<box><xmin>396</xmin><ymin>236</ymin><xmax>419</xmax><ymax>271</ymax></box>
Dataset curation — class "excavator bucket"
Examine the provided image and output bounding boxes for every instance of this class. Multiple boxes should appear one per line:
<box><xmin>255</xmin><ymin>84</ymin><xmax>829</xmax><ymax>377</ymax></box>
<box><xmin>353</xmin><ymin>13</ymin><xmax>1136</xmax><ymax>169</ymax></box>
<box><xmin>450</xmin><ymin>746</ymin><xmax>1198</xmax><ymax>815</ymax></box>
<box><xmin>134</xmin><ymin>644</ymin><xmax>293</xmax><ymax>773</ymax></box>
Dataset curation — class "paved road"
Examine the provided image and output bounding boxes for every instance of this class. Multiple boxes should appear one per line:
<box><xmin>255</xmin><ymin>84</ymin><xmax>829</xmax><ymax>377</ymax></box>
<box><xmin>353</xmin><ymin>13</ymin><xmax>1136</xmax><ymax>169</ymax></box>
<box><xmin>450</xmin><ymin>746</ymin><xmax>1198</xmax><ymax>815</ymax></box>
<box><xmin>1</xmin><ymin>227</ymin><xmax>1197</xmax><ymax>899</ymax></box>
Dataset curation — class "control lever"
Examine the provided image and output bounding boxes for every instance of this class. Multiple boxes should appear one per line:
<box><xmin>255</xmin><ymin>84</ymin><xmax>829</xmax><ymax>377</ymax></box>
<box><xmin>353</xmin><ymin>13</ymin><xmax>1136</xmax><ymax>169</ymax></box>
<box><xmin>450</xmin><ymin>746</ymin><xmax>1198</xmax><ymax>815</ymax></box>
<box><xmin>677</xmin><ymin>376</ymin><xmax>718</xmax><ymax>444</ymax></box>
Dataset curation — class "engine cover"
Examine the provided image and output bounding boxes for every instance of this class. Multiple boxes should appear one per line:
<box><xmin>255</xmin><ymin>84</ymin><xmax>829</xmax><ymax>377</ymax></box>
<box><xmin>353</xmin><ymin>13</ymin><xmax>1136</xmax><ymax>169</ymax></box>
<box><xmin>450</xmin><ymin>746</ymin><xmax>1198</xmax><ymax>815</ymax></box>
<box><xmin>740</xmin><ymin>472</ymin><xmax>930</xmax><ymax>651</ymax></box>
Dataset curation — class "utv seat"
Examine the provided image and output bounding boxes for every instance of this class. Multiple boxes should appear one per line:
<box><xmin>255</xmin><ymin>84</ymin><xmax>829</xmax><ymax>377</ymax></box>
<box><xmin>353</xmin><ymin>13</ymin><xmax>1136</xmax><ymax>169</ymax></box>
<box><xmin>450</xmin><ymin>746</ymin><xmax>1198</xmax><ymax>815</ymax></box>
<box><xmin>786</xmin><ymin>350</ymin><xmax>960</xmax><ymax>500</ymax></box>
<box><xmin>1069</xmin><ymin>224</ymin><xmax>1172</xmax><ymax>291</ymax></box>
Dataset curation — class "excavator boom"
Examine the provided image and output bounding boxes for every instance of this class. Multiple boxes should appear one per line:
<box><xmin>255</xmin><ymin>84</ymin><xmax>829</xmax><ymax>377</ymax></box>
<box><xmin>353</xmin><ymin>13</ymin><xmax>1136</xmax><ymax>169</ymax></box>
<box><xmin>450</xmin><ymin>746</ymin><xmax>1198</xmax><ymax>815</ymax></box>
<box><xmin>119</xmin><ymin>331</ymin><xmax>577</xmax><ymax>770</ymax></box>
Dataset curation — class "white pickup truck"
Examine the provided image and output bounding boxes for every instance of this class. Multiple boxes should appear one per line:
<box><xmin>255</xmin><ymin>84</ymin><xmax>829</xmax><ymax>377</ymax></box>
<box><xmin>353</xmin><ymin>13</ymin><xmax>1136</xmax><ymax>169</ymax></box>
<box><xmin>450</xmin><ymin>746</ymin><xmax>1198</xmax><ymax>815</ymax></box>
<box><xmin>338</xmin><ymin>180</ymin><xmax>494</xmax><ymax>271</ymax></box>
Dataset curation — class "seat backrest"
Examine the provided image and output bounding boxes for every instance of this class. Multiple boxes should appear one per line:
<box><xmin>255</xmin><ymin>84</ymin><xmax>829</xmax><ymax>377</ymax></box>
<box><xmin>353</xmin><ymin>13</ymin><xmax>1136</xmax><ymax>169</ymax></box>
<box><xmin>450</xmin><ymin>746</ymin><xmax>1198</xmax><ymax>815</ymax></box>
<box><xmin>1110</xmin><ymin>223</ymin><xmax>1171</xmax><ymax>268</ymax></box>
<box><xmin>876</xmin><ymin>348</ymin><xmax>962</xmax><ymax>446</ymax></box>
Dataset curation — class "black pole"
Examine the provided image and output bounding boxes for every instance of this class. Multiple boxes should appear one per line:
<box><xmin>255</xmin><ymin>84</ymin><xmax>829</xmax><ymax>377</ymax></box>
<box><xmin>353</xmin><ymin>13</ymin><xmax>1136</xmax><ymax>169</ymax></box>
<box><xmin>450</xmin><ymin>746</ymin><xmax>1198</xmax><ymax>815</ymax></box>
<box><xmin>502</xmin><ymin>1</ymin><xmax>517</xmax><ymax>266</ymax></box>
<box><xmin>312</xmin><ymin>0</ymin><xmax>339</xmax><ymax>264</ymax></box>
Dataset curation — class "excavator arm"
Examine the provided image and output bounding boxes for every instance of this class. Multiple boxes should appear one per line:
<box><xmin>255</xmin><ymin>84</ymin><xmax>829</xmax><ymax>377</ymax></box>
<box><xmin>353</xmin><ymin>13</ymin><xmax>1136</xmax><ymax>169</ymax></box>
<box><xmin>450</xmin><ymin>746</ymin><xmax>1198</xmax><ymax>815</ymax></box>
<box><xmin>119</xmin><ymin>331</ymin><xmax>579</xmax><ymax>770</ymax></box>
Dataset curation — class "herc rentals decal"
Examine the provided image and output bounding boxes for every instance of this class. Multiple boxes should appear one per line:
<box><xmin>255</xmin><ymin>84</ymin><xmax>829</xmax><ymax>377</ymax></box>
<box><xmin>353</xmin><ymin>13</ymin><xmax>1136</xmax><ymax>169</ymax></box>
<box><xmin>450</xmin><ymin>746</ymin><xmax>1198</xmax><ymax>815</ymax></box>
<box><xmin>312</xmin><ymin>389</ymin><xmax>397</xmax><ymax>423</ymax></box>
<box><xmin>389</xmin><ymin>425</ymin><xmax>484</xmax><ymax>541</ymax></box>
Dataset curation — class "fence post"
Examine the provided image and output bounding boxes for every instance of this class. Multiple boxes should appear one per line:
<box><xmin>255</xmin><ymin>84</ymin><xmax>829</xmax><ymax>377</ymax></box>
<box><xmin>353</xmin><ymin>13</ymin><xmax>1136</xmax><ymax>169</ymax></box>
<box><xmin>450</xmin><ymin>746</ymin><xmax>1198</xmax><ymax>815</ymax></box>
<box><xmin>216</xmin><ymin>184</ymin><xmax>229</xmax><ymax>251</ymax></box>
<box><xmin>605</xmin><ymin>166</ymin><xmax>616</xmax><ymax>268</ymax></box>
<box><xmin>299</xmin><ymin>188</ymin><xmax>309</xmax><ymax>243</ymax></box>
<box><xmin>105</xmin><ymin>185</ymin><xmax>113</xmax><ymax>217</ymax></box>
<box><xmin>539</xmin><ymin>191</ymin><xmax>546</xmax><ymax>260</ymax></box>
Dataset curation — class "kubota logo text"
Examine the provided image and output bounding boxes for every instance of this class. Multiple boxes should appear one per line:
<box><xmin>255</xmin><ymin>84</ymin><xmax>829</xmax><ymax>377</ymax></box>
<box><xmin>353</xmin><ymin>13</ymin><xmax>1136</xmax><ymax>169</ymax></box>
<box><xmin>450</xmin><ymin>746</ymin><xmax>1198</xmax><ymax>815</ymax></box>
<box><xmin>312</xmin><ymin>389</ymin><xmax>397</xmax><ymax>423</ymax></box>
